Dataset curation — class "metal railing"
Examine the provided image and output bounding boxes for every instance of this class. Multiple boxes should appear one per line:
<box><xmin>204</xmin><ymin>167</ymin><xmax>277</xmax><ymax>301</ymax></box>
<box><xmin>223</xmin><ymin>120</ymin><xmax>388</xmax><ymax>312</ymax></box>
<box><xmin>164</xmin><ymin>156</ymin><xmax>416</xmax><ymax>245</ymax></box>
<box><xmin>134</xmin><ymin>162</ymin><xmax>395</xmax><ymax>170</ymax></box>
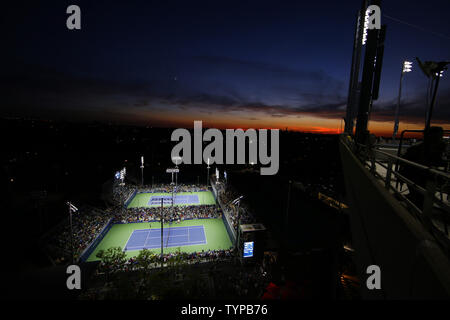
<box><xmin>347</xmin><ymin>138</ymin><xmax>450</xmax><ymax>251</ymax></box>
<box><xmin>394</xmin><ymin>129</ymin><xmax>450</xmax><ymax>187</ymax></box>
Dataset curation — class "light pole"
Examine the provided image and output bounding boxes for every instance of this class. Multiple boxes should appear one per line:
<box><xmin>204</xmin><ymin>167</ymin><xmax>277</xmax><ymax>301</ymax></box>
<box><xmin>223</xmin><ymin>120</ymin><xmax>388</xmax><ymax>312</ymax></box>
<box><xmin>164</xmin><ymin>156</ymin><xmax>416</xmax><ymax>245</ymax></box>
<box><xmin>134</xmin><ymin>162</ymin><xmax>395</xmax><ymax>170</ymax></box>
<box><xmin>160</xmin><ymin>198</ymin><xmax>164</xmax><ymax>268</ymax></box>
<box><xmin>140</xmin><ymin>156</ymin><xmax>144</xmax><ymax>186</ymax></box>
<box><xmin>66</xmin><ymin>201</ymin><xmax>78</xmax><ymax>264</ymax></box>
<box><xmin>426</xmin><ymin>69</ymin><xmax>445</xmax><ymax>130</ymax></box>
<box><xmin>393</xmin><ymin>60</ymin><xmax>412</xmax><ymax>139</ymax></box>
<box><xmin>230</xmin><ymin>196</ymin><xmax>244</xmax><ymax>247</ymax></box>
<box><xmin>172</xmin><ymin>156</ymin><xmax>181</xmax><ymax>188</ymax></box>
<box><xmin>207</xmin><ymin>158</ymin><xmax>210</xmax><ymax>186</ymax></box>
<box><xmin>215</xmin><ymin>167</ymin><xmax>219</xmax><ymax>184</ymax></box>
<box><xmin>415</xmin><ymin>58</ymin><xmax>449</xmax><ymax>130</ymax></box>
<box><xmin>119</xmin><ymin>167</ymin><xmax>126</xmax><ymax>186</ymax></box>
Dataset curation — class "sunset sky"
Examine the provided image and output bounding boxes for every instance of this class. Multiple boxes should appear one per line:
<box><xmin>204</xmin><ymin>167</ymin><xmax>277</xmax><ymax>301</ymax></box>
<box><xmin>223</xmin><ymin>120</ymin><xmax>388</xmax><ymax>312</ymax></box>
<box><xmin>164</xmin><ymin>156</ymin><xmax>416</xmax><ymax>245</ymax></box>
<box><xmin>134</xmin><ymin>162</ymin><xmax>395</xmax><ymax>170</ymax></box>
<box><xmin>2</xmin><ymin>0</ymin><xmax>450</xmax><ymax>136</ymax></box>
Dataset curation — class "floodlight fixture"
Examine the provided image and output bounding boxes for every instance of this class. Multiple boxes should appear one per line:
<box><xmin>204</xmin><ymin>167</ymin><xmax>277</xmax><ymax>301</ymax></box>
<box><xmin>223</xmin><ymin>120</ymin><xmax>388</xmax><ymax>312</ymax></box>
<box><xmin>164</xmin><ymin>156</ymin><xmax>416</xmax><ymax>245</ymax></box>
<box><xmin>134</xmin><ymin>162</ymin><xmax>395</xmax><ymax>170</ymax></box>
<box><xmin>402</xmin><ymin>61</ymin><xmax>413</xmax><ymax>73</ymax></box>
<box><xmin>172</xmin><ymin>156</ymin><xmax>182</xmax><ymax>165</ymax></box>
<box><xmin>362</xmin><ymin>8</ymin><xmax>370</xmax><ymax>45</ymax></box>
<box><xmin>140</xmin><ymin>156</ymin><xmax>144</xmax><ymax>185</ymax></box>
<box><xmin>66</xmin><ymin>201</ymin><xmax>78</xmax><ymax>213</ymax></box>
<box><xmin>230</xmin><ymin>195</ymin><xmax>244</xmax><ymax>205</ymax></box>
<box><xmin>66</xmin><ymin>201</ymin><xmax>78</xmax><ymax>264</ymax></box>
<box><xmin>393</xmin><ymin>60</ymin><xmax>413</xmax><ymax>138</ymax></box>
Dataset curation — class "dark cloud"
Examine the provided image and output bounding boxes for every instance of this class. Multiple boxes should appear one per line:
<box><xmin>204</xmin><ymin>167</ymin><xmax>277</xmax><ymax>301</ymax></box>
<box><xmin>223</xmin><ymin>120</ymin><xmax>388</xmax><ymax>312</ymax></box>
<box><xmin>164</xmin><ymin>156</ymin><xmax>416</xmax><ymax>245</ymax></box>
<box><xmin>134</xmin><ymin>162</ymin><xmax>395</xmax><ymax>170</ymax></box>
<box><xmin>370</xmin><ymin>92</ymin><xmax>450</xmax><ymax>124</ymax></box>
<box><xmin>2</xmin><ymin>58</ymin><xmax>449</xmax><ymax>126</ymax></box>
<box><xmin>192</xmin><ymin>55</ymin><xmax>334</xmax><ymax>81</ymax></box>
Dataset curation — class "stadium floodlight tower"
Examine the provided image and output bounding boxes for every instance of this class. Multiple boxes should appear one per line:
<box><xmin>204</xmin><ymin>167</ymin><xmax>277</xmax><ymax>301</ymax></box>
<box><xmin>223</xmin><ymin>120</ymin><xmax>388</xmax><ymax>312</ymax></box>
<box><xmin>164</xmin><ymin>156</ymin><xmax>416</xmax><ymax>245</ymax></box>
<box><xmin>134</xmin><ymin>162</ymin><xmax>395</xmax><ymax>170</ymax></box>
<box><xmin>229</xmin><ymin>195</ymin><xmax>244</xmax><ymax>246</ymax></box>
<box><xmin>166</xmin><ymin>168</ymin><xmax>179</xmax><ymax>185</ymax></box>
<box><xmin>119</xmin><ymin>167</ymin><xmax>126</xmax><ymax>186</ymax></box>
<box><xmin>172</xmin><ymin>156</ymin><xmax>182</xmax><ymax>187</ymax></box>
<box><xmin>215</xmin><ymin>167</ymin><xmax>219</xmax><ymax>184</ymax></box>
<box><xmin>160</xmin><ymin>198</ymin><xmax>164</xmax><ymax>268</ymax></box>
<box><xmin>415</xmin><ymin>58</ymin><xmax>450</xmax><ymax>130</ymax></box>
<box><xmin>140</xmin><ymin>156</ymin><xmax>144</xmax><ymax>186</ymax></box>
<box><xmin>66</xmin><ymin>201</ymin><xmax>78</xmax><ymax>264</ymax></box>
<box><xmin>206</xmin><ymin>158</ymin><xmax>211</xmax><ymax>186</ymax></box>
<box><xmin>393</xmin><ymin>60</ymin><xmax>413</xmax><ymax>139</ymax></box>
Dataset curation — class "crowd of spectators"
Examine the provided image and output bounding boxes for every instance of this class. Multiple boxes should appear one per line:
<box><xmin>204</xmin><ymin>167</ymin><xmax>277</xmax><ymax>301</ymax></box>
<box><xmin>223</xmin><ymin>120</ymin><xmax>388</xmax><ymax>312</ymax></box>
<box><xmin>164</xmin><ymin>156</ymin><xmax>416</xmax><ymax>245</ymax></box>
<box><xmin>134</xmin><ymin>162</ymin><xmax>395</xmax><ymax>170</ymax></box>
<box><xmin>84</xmin><ymin>250</ymin><xmax>299</xmax><ymax>300</ymax></box>
<box><xmin>96</xmin><ymin>248</ymin><xmax>276</xmax><ymax>299</ymax></box>
<box><xmin>112</xmin><ymin>183</ymin><xmax>209</xmax><ymax>206</ymax></box>
<box><xmin>138</xmin><ymin>183</ymin><xmax>209</xmax><ymax>194</ymax></box>
<box><xmin>45</xmin><ymin>206</ymin><xmax>111</xmax><ymax>263</ymax></box>
<box><xmin>215</xmin><ymin>182</ymin><xmax>255</xmax><ymax>229</ymax></box>
<box><xmin>45</xmin><ymin>183</ymin><xmax>221</xmax><ymax>264</ymax></box>
<box><xmin>113</xmin><ymin>204</ymin><xmax>220</xmax><ymax>224</ymax></box>
<box><xmin>97</xmin><ymin>248</ymin><xmax>235</xmax><ymax>274</ymax></box>
<box><xmin>212</xmin><ymin>263</ymin><xmax>268</xmax><ymax>298</ymax></box>
<box><xmin>92</xmin><ymin>242</ymin><xmax>237</xmax><ymax>282</ymax></box>
<box><xmin>112</xmin><ymin>183</ymin><xmax>136</xmax><ymax>205</ymax></box>
<box><xmin>46</xmin><ymin>181</ymin><xmax>252</xmax><ymax>267</ymax></box>
<box><xmin>212</xmin><ymin>252</ymin><xmax>282</xmax><ymax>298</ymax></box>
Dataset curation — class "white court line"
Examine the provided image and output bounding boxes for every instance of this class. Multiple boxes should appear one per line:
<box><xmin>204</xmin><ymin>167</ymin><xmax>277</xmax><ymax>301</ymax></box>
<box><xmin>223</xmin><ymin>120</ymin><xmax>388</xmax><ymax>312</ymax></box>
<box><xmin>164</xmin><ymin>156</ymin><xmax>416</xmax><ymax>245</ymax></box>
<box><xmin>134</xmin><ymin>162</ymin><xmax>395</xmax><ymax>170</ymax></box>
<box><xmin>168</xmin><ymin>240</ymin><xmax>206</xmax><ymax>245</ymax></box>
<box><xmin>143</xmin><ymin>229</ymin><xmax>151</xmax><ymax>246</ymax></box>
<box><xmin>152</xmin><ymin>240</ymin><xmax>207</xmax><ymax>247</ymax></box>
<box><xmin>187</xmin><ymin>225</ymin><xmax>207</xmax><ymax>245</ymax></box>
<box><xmin>125</xmin><ymin>240</ymin><xmax>206</xmax><ymax>251</ymax></box>
<box><xmin>147</xmin><ymin>225</ymin><xmax>203</xmax><ymax>232</ymax></box>
<box><xmin>202</xmin><ymin>225</ymin><xmax>207</xmax><ymax>245</ymax></box>
<box><xmin>146</xmin><ymin>234</ymin><xmax>188</xmax><ymax>239</ymax></box>
<box><xmin>122</xmin><ymin>230</ymin><xmax>135</xmax><ymax>252</ymax></box>
<box><xmin>126</xmin><ymin>239</ymin><xmax>207</xmax><ymax>251</ymax></box>
<box><xmin>125</xmin><ymin>225</ymin><xmax>207</xmax><ymax>250</ymax></box>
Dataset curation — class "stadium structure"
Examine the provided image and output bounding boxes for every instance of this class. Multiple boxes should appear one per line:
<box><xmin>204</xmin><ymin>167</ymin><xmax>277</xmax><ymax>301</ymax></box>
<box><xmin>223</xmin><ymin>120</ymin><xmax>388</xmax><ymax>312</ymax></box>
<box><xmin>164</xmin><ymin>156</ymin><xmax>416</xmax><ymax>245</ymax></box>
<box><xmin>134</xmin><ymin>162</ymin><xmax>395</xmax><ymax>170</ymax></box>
<box><xmin>42</xmin><ymin>169</ymin><xmax>267</xmax><ymax>276</ymax></box>
<box><xmin>86</xmin><ymin>183</ymin><xmax>234</xmax><ymax>263</ymax></box>
<box><xmin>340</xmin><ymin>0</ymin><xmax>450</xmax><ymax>298</ymax></box>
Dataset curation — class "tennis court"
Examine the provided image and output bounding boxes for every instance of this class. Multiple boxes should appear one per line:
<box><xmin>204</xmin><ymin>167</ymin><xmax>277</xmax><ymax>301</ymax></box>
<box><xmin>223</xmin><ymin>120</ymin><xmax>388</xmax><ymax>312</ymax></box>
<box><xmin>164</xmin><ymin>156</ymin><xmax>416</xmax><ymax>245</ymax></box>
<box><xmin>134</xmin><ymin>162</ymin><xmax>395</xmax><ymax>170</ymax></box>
<box><xmin>124</xmin><ymin>225</ymin><xmax>206</xmax><ymax>251</ymax></box>
<box><xmin>86</xmin><ymin>218</ymin><xmax>232</xmax><ymax>261</ymax></box>
<box><xmin>147</xmin><ymin>194</ymin><xmax>199</xmax><ymax>206</ymax></box>
<box><xmin>127</xmin><ymin>191</ymin><xmax>215</xmax><ymax>208</ymax></box>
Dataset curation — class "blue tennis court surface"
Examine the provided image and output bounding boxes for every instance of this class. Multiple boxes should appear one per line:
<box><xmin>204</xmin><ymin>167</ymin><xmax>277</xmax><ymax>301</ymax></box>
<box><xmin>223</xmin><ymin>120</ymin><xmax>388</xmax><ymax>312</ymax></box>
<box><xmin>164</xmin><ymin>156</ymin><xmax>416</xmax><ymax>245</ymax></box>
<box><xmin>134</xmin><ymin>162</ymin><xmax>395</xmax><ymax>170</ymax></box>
<box><xmin>124</xmin><ymin>225</ymin><xmax>207</xmax><ymax>251</ymax></box>
<box><xmin>147</xmin><ymin>194</ymin><xmax>199</xmax><ymax>206</ymax></box>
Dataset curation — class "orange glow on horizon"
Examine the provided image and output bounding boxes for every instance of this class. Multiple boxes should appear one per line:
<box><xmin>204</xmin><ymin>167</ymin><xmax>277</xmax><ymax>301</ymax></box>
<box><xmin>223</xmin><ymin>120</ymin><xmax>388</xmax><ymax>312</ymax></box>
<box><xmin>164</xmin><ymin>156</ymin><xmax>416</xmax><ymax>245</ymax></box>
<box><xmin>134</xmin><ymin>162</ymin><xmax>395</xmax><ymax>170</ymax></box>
<box><xmin>133</xmin><ymin>110</ymin><xmax>450</xmax><ymax>136</ymax></box>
